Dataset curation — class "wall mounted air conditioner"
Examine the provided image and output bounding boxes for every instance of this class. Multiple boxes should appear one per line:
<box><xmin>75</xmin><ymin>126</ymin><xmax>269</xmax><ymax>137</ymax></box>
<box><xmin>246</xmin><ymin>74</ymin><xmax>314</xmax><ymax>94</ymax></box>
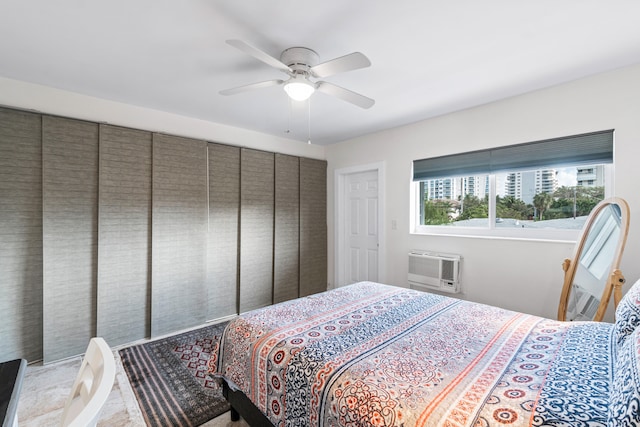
<box><xmin>408</xmin><ymin>250</ymin><xmax>461</xmax><ymax>294</ymax></box>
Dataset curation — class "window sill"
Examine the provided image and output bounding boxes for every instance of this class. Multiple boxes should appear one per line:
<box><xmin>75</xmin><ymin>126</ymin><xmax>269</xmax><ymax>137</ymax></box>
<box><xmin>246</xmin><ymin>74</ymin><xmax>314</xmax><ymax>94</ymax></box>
<box><xmin>411</xmin><ymin>225</ymin><xmax>579</xmax><ymax>244</ymax></box>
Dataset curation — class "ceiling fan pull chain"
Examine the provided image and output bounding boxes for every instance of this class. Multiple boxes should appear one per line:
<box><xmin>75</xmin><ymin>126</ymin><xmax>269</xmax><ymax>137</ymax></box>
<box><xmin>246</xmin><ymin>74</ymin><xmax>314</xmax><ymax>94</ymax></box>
<box><xmin>307</xmin><ymin>98</ymin><xmax>312</xmax><ymax>144</ymax></box>
<box><xmin>286</xmin><ymin>96</ymin><xmax>292</xmax><ymax>134</ymax></box>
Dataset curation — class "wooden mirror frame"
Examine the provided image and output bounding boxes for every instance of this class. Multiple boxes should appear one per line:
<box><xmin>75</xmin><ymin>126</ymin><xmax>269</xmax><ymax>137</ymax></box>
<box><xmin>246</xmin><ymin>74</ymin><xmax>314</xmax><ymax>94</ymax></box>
<box><xmin>558</xmin><ymin>196</ymin><xmax>630</xmax><ymax>322</ymax></box>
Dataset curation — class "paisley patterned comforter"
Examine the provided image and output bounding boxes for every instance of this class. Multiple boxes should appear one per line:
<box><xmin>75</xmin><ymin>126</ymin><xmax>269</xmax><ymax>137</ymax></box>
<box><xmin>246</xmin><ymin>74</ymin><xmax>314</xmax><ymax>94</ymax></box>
<box><xmin>212</xmin><ymin>282</ymin><xmax>614</xmax><ymax>426</ymax></box>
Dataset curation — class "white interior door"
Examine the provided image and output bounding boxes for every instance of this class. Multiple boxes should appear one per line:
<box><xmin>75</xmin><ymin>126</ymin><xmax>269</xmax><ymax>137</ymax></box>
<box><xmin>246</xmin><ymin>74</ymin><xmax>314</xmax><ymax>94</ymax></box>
<box><xmin>345</xmin><ymin>170</ymin><xmax>379</xmax><ymax>284</ymax></box>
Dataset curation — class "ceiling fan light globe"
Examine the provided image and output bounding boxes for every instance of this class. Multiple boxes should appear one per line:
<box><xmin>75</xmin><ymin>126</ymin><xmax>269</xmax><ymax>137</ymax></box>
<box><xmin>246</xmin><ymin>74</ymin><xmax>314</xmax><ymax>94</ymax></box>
<box><xmin>284</xmin><ymin>80</ymin><xmax>315</xmax><ymax>101</ymax></box>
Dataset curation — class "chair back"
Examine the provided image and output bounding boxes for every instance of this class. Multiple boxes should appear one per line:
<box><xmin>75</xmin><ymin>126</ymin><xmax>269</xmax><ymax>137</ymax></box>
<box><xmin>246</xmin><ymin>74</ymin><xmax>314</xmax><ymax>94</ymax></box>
<box><xmin>60</xmin><ymin>337</ymin><xmax>116</xmax><ymax>427</ymax></box>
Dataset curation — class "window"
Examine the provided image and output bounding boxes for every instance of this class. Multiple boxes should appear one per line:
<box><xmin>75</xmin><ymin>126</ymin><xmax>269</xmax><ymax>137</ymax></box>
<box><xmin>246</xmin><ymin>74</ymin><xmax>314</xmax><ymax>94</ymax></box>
<box><xmin>412</xmin><ymin>131</ymin><xmax>613</xmax><ymax>240</ymax></box>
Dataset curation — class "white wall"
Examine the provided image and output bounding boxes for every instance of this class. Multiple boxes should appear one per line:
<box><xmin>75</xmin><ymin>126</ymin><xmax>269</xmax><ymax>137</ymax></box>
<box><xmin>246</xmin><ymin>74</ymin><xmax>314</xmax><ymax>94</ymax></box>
<box><xmin>0</xmin><ymin>76</ymin><xmax>325</xmax><ymax>160</ymax></box>
<box><xmin>326</xmin><ymin>63</ymin><xmax>640</xmax><ymax>320</ymax></box>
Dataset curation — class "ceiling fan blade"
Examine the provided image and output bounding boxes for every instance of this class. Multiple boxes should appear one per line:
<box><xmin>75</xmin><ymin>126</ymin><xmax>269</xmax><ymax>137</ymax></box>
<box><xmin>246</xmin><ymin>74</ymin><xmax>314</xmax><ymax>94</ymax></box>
<box><xmin>310</xmin><ymin>52</ymin><xmax>371</xmax><ymax>78</ymax></box>
<box><xmin>316</xmin><ymin>81</ymin><xmax>375</xmax><ymax>109</ymax></box>
<box><xmin>226</xmin><ymin>39</ymin><xmax>291</xmax><ymax>73</ymax></box>
<box><xmin>219</xmin><ymin>79</ymin><xmax>284</xmax><ymax>96</ymax></box>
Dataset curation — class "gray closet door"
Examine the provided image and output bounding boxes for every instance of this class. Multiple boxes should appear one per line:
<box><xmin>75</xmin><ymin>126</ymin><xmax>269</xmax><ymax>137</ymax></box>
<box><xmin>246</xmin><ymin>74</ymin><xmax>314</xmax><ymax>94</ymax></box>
<box><xmin>207</xmin><ymin>143</ymin><xmax>240</xmax><ymax>319</ymax></box>
<box><xmin>299</xmin><ymin>158</ymin><xmax>327</xmax><ymax>297</ymax></box>
<box><xmin>151</xmin><ymin>134</ymin><xmax>208</xmax><ymax>337</ymax></box>
<box><xmin>97</xmin><ymin>125</ymin><xmax>152</xmax><ymax>346</ymax></box>
<box><xmin>274</xmin><ymin>154</ymin><xmax>299</xmax><ymax>303</ymax></box>
<box><xmin>240</xmin><ymin>149</ymin><xmax>274</xmax><ymax>313</ymax></box>
<box><xmin>0</xmin><ymin>108</ymin><xmax>43</xmax><ymax>362</ymax></box>
<box><xmin>43</xmin><ymin>116</ymin><xmax>99</xmax><ymax>362</ymax></box>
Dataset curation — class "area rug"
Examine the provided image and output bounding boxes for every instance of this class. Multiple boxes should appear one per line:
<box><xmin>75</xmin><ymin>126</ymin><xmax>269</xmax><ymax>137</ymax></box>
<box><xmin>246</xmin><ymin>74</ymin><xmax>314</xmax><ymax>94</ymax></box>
<box><xmin>119</xmin><ymin>321</ymin><xmax>230</xmax><ymax>427</ymax></box>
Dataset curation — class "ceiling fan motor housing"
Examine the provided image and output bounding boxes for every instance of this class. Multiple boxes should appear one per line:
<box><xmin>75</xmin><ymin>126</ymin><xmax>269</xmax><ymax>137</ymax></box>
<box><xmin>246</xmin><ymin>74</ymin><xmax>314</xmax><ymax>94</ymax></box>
<box><xmin>280</xmin><ymin>47</ymin><xmax>319</xmax><ymax>75</ymax></box>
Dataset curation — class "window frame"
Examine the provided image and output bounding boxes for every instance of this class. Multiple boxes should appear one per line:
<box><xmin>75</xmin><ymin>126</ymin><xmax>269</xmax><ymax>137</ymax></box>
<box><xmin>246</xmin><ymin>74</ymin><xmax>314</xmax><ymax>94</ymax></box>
<box><xmin>411</xmin><ymin>164</ymin><xmax>614</xmax><ymax>242</ymax></box>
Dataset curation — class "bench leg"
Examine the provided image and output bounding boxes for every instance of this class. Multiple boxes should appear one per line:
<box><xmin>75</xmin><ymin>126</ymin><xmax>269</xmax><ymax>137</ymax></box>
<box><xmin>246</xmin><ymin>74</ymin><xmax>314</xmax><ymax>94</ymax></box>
<box><xmin>230</xmin><ymin>406</ymin><xmax>240</xmax><ymax>422</ymax></box>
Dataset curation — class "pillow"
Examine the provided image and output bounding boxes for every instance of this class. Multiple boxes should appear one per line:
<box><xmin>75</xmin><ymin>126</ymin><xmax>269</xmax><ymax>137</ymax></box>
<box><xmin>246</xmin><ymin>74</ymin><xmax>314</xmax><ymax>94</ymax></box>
<box><xmin>608</xmin><ymin>327</ymin><xmax>640</xmax><ymax>426</ymax></box>
<box><xmin>613</xmin><ymin>278</ymin><xmax>640</xmax><ymax>349</ymax></box>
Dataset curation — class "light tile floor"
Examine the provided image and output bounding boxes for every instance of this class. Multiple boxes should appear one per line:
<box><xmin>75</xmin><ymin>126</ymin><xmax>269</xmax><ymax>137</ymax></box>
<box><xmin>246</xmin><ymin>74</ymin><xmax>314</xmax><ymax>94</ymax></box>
<box><xmin>17</xmin><ymin>351</ymin><xmax>249</xmax><ymax>427</ymax></box>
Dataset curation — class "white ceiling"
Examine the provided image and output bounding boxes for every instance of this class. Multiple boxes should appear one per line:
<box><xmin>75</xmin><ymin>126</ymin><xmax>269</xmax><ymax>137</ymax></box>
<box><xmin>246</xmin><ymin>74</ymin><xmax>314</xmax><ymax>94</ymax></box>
<box><xmin>1</xmin><ymin>1</ymin><xmax>640</xmax><ymax>146</ymax></box>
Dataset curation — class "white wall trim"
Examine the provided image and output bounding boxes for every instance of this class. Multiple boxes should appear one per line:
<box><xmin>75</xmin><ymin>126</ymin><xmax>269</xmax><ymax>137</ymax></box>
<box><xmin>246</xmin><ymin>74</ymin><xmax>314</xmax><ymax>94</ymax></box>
<box><xmin>334</xmin><ymin>161</ymin><xmax>386</xmax><ymax>287</ymax></box>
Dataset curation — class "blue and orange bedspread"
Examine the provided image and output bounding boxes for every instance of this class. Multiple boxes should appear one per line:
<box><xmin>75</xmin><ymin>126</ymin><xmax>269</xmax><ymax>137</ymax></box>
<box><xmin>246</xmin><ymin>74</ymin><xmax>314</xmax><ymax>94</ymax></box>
<box><xmin>210</xmin><ymin>282</ymin><xmax>614</xmax><ymax>426</ymax></box>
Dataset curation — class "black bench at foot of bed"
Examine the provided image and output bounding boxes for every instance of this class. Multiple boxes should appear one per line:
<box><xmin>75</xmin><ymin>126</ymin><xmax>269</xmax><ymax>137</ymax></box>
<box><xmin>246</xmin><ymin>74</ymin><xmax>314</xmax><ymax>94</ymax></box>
<box><xmin>222</xmin><ymin>378</ymin><xmax>275</xmax><ymax>426</ymax></box>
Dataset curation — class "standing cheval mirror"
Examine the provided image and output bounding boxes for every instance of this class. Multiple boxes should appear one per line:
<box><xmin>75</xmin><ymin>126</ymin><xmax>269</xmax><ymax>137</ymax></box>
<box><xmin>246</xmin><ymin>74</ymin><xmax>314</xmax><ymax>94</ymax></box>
<box><xmin>558</xmin><ymin>197</ymin><xmax>630</xmax><ymax>322</ymax></box>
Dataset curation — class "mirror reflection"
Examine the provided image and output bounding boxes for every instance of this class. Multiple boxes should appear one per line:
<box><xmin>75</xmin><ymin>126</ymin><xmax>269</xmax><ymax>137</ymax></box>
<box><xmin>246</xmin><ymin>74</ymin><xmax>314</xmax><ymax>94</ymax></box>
<box><xmin>558</xmin><ymin>197</ymin><xmax>630</xmax><ymax>322</ymax></box>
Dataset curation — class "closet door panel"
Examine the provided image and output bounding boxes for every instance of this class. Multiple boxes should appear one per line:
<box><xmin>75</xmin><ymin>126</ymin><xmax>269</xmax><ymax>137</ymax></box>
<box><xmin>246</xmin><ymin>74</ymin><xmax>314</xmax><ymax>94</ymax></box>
<box><xmin>240</xmin><ymin>149</ymin><xmax>274</xmax><ymax>313</ymax></box>
<box><xmin>97</xmin><ymin>125</ymin><xmax>152</xmax><ymax>346</ymax></box>
<box><xmin>207</xmin><ymin>143</ymin><xmax>240</xmax><ymax>319</ymax></box>
<box><xmin>274</xmin><ymin>154</ymin><xmax>299</xmax><ymax>303</ymax></box>
<box><xmin>151</xmin><ymin>134</ymin><xmax>208</xmax><ymax>337</ymax></box>
<box><xmin>0</xmin><ymin>108</ymin><xmax>43</xmax><ymax>362</ymax></box>
<box><xmin>43</xmin><ymin>116</ymin><xmax>99</xmax><ymax>362</ymax></box>
<box><xmin>299</xmin><ymin>158</ymin><xmax>327</xmax><ymax>297</ymax></box>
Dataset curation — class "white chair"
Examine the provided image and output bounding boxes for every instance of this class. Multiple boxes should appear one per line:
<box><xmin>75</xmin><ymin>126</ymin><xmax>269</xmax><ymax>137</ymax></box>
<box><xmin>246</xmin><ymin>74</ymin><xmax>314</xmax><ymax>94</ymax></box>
<box><xmin>60</xmin><ymin>338</ymin><xmax>116</xmax><ymax>427</ymax></box>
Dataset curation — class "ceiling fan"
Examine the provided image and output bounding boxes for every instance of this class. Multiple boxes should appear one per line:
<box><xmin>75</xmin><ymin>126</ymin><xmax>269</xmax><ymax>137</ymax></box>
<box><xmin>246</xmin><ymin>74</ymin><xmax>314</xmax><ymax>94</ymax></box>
<box><xmin>220</xmin><ymin>39</ymin><xmax>375</xmax><ymax>109</ymax></box>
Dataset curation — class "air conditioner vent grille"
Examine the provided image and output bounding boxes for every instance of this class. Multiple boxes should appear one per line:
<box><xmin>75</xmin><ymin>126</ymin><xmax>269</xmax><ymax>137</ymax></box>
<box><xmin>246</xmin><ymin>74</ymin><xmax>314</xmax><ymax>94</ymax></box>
<box><xmin>409</xmin><ymin>256</ymin><xmax>439</xmax><ymax>278</ymax></box>
<box><xmin>441</xmin><ymin>260</ymin><xmax>455</xmax><ymax>282</ymax></box>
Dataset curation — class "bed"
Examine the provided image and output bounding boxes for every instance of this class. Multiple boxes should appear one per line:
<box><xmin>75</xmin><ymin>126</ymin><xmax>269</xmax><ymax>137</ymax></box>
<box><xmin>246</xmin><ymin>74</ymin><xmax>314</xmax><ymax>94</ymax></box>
<box><xmin>209</xmin><ymin>281</ymin><xmax>640</xmax><ymax>426</ymax></box>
